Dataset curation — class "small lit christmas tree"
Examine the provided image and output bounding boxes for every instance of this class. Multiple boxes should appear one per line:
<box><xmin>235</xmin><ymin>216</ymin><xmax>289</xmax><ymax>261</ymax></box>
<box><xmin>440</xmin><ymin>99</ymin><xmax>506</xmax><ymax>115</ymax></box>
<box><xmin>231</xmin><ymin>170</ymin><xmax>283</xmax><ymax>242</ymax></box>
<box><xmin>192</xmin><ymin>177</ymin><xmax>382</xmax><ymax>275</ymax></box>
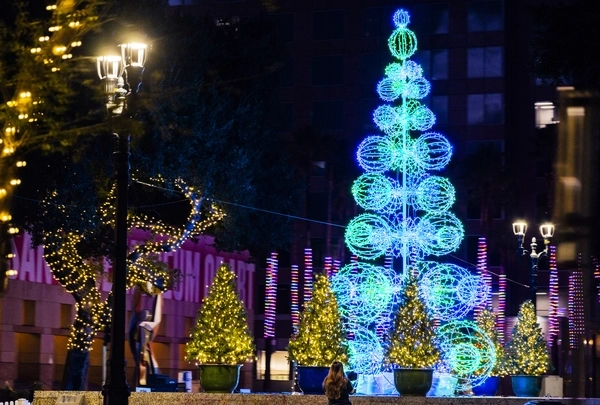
<box><xmin>185</xmin><ymin>263</ymin><xmax>255</xmax><ymax>364</ymax></box>
<box><xmin>287</xmin><ymin>273</ymin><xmax>349</xmax><ymax>366</ymax></box>
<box><xmin>385</xmin><ymin>273</ymin><xmax>440</xmax><ymax>368</ymax></box>
<box><xmin>475</xmin><ymin>307</ymin><xmax>506</xmax><ymax>376</ymax></box>
<box><xmin>504</xmin><ymin>300</ymin><xmax>551</xmax><ymax>375</ymax></box>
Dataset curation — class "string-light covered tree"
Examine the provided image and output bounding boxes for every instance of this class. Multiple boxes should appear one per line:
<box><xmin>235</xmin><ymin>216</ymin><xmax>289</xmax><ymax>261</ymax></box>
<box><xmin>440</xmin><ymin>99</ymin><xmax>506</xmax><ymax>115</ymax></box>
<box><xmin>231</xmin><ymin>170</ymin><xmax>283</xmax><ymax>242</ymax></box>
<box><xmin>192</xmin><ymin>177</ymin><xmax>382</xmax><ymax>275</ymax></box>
<box><xmin>385</xmin><ymin>274</ymin><xmax>439</xmax><ymax>369</ymax></box>
<box><xmin>0</xmin><ymin>0</ymin><xmax>106</xmax><ymax>294</ymax></box>
<box><xmin>287</xmin><ymin>273</ymin><xmax>349</xmax><ymax>366</ymax></box>
<box><xmin>475</xmin><ymin>307</ymin><xmax>506</xmax><ymax>377</ymax></box>
<box><xmin>504</xmin><ymin>300</ymin><xmax>551</xmax><ymax>375</ymax></box>
<box><xmin>43</xmin><ymin>177</ymin><xmax>225</xmax><ymax>389</ymax></box>
<box><xmin>185</xmin><ymin>263</ymin><xmax>255</xmax><ymax>364</ymax></box>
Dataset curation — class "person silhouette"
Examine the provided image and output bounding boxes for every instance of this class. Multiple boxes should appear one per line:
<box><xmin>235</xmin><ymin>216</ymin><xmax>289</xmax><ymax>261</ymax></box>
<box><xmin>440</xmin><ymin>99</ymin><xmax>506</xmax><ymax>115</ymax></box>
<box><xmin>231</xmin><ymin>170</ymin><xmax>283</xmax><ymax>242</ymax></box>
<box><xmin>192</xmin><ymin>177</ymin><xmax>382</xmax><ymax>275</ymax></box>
<box><xmin>322</xmin><ymin>361</ymin><xmax>355</xmax><ymax>405</ymax></box>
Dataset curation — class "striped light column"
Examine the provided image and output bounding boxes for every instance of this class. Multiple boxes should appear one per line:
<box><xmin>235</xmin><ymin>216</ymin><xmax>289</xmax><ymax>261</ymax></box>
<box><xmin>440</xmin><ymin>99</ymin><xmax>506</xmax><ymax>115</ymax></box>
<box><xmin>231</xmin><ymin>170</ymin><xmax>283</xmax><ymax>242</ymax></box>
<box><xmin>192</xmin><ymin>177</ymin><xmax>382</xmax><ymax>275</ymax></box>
<box><xmin>263</xmin><ymin>252</ymin><xmax>278</xmax><ymax>339</ymax></box>
<box><xmin>548</xmin><ymin>245</ymin><xmax>559</xmax><ymax>347</ymax></box>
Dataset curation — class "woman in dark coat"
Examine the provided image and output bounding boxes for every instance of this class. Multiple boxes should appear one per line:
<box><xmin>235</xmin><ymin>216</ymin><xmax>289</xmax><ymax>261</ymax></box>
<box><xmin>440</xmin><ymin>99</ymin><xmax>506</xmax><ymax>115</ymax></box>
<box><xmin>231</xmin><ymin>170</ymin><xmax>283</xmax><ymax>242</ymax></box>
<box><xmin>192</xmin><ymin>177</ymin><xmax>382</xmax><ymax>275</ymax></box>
<box><xmin>323</xmin><ymin>361</ymin><xmax>355</xmax><ymax>405</ymax></box>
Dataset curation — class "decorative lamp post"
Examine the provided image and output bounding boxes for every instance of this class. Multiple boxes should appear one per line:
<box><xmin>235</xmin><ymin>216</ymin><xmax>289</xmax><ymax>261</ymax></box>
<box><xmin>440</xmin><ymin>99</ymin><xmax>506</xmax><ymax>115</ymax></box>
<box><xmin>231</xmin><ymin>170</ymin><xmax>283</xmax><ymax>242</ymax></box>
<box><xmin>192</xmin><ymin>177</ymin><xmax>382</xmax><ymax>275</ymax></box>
<box><xmin>512</xmin><ymin>220</ymin><xmax>555</xmax><ymax>312</ymax></box>
<box><xmin>97</xmin><ymin>41</ymin><xmax>147</xmax><ymax>405</ymax></box>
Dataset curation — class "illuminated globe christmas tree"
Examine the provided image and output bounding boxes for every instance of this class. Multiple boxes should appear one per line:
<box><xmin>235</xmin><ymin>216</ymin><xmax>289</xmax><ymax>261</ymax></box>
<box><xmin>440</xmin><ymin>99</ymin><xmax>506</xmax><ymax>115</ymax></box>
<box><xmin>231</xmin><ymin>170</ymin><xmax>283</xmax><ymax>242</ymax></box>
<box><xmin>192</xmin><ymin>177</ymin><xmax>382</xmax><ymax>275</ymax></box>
<box><xmin>185</xmin><ymin>263</ymin><xmax>255</xmax><ymax>365</ymax></box>
<box><xmin>331</xmin><ymin>9</ymin><xmax>491</xmax><ymax>385</ymax></box>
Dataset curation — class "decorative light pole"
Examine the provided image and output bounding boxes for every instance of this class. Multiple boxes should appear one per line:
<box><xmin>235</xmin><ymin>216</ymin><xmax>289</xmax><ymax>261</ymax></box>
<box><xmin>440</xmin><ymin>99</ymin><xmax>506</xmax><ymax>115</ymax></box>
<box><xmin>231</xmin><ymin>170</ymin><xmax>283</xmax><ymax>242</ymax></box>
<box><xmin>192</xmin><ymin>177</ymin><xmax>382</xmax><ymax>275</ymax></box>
<box><xmin>512</xmin><ymin>220</ymin><xmax>555</xmax><ymax>312</ymax></box>
<box><xmin>97</xmin><ymin>42</ymin><xmax>147</xmax><ymax>405</ymax></box>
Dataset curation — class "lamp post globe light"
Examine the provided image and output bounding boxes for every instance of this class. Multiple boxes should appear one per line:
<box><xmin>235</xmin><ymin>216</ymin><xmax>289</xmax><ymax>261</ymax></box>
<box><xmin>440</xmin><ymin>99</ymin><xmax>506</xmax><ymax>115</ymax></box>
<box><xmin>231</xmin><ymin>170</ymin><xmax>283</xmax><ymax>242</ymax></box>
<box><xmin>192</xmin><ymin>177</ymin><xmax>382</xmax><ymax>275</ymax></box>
<box><xmin>512</xmin><ymin>220</ymin><xmax>555</xmax><ymax>313</ymax></box>
<box><xmin>97</xmin><ymin>41</ymin><xmax>147</xmax><ymax>405</ymax></box>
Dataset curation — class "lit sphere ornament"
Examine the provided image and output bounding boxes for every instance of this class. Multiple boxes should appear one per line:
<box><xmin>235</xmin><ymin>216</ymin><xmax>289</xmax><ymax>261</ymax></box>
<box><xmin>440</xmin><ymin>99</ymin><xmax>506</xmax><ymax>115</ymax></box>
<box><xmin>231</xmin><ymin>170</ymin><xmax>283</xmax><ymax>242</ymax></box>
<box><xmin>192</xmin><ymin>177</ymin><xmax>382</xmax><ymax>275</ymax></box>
<box><xmin>415</xmin><ymin>176</ymin><xmax>456</xmax><ymax>213</ymax></box>
<box><xmin>352</xmin><ymin>173</ymin><xmax>393</xmax><ymax>211</ymax></box>
<box><xmin>345</xmin><ymin>213</ymin><xmax>391</xmax><ymax>260</ymax></box>
<box><xmin>419</xmin><ymin>263</ymin><xmax>486</xmax><ymax>320</ymax></box>
<box><xmin>356</xmin><ymin>135</ymin><xmax>395</xmax><ymax>173</ymax></box>
<box><xmin>331</xmin><ymin>262</ymin><xmax>401</xmax><ymax>323</ymax></box>
<box><xmin>404</xmin><ymin>76</ymin><xmax>431</xmax><ymax>100</ymax></box>
<box><xmin>437</xmin><ymin>320</ymin><xmax>496</xmax><ymax>391</ymax></box>
<box><xmin>417</xmin><ymin>212</ymin><xmax>464</xmax><ymax>256</ymax></box>
<box><xmin>457</xmin><ymin>274</ymin><xmax>490</xmax><ymax>309</ymax></box>
<box><xmin>377</xmin><ymin>77</ymin><xmax>403</xmax><ymax>102</ymax></box>
<box><xmin>385</xmin><ymin>63</ymin><xmax>404</xmax><ymax>79</ymax></box>
<box><xmin>373</xmin><ymin>105</ymin><xmax>399</xmax><ymax>132</ymax></box>
<box><xmin>401</xmin><ymin>60</ymin><xmax>424</xmax><ymax>80</ymax></box>
<box><xmin>413</xmin><ymin>132</ymin><xmax>453</xmax><ymax>171</ymax></box>
<box><xmin>388</xmin><ymin>10</ymin><xmax>417</xmax><ymax>61</ymax></box>
<box><xmin>347</xmin><ymin>327</ymin><xmax>385</xmax><ymax>375</ymax></box>
<box><xmin>409</xmin><ymin>105</ymin><xmax>436</xmax><ymax>131</ymax></box>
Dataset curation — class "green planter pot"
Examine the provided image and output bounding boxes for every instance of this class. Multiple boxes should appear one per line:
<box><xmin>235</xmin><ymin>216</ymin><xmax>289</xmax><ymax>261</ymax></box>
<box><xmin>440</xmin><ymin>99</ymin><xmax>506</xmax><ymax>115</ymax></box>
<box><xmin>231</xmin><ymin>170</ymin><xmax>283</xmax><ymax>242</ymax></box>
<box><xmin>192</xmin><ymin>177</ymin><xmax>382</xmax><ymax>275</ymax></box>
<box><xmin>511</xmin><ymin>375</ymin><xmax>542</xmax><ymax>397</ymax></box>
<box><xmin>296</xmin><ymin>365</ymin><xmax>329</xmax><ymax>395</ymax></box>
<box><xmin>393</xmin><ymin>368</ymin><xmax>434</xmax><ymax>396</ymax></box>
<box><xmin>198</xmin><ymin>364</ymin><xmax>242</xmax><ymax>393</ymax></box>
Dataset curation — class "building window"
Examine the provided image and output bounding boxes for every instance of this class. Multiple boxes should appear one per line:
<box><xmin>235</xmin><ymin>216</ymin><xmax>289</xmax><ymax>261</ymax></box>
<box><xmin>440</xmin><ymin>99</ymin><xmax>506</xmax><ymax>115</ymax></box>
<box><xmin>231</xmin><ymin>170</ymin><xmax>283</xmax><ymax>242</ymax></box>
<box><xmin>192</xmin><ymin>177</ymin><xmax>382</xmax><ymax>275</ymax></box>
<box><xmin>536</xmin><ymin>192</ymin><xmax>551</xmax><ymax>222</ymax></box>
<box><xmin>308</xmin><ymin>192</ymin><xmax>327</xmax><ymax>222</ymax></box>
<box><xmin>23</xmin><ymin>300</ymin><xmax>35</xmax><ymax>326</ymax></box>
<box><xmin>360</xmin><ymin>53</ymin><xmax>387</xmax><ymax>84</ymax></box>
<box><xmin>60</xmin><ymin>304</ymin><xmax>72</xmax><ymax>329</ymax></box>
<box><xmin>362</xmin><ymin>7</ymin><xmax>397</xmax><ymax>38</ymax></box>
<box><xmin>309</xmin><ymin>237</ymin><xmax>326</xmax><ymax>268</ymax></box>
<box><xmin>279</xmin><ymin>58</ymin><xmax>294</xmax><ymax>87</ymax></box>
<box><xmin>466</xmin><ymin>235</ymin><xmax>480</xmax><ymax>264</ymax></box>
<box><xmin>276</xmin><ymin>285</ymin><xmax>291</xmax><ymax>314</ymax></box>
<box><xmin>432</xmin><ymin>49</ymin><xmax>449</xmax><ymax>80</ymax></box>
<box><xmin>411</xmin><ymin>3</ymin><xmax>449</xmax><ymax>35</ymax></box>
<box><xmin>312</xmin><ymin>55</ymin><xmax>344</xmax><ymax>86</ymax></box>
<box><xmin>270</xmin><ymin>13</ymin><xmax>295</xmax><ymax>43</ymax></box>
<box><xmin>466</xmin><ymin>190</ymin><xmax>481</xmax><ymax>220</ymax></box>
<box><xmin>311</xmin><ymin>161</ymin><xmax>326</xmax><ymax>177</ymax></box>
<box><xmin>467</xmin><ymin>47</ymin><xmax>504</xmax><ymax>78</ymax></box>
<box><xmin>276</xmin><ymin>103</ymin><xmax>293</xmax><ymax>132</ymax></box>
<box><xmin>431</xmin><ymin>95</ymin><xmax>449</xmax><ymax>126</ymax></box>
<box><xmin>467</xmin><ymin>93</ymin><xmax>504</xmax><ymax>125</ymax></box>
<box><xmin>361</xmin><ymin>98</ymin><xmax>380</xmax><ymax>131</ymax></box>
<box><xmin>311</xmin><ymin>100</ymin><xmax>344</xmax><ymax>130</ymax></box>
<box><xmin>414</xmin><ymin>49</ymin><xmax>448</xmax><ymax>80</ymax></box>
<box><xmin>467</xmin><ymin>1</ymin><xmax>504</xmax><ymax>32</ymax></box>
<box><xmin>313</xmin><ymin>10</ymin><xmax>344</xmax><ymax>40</ymax></box>
<box><xmin>363</xmin><ymin>7</ymin><xmax>381</xmax><ymax>38</ymax></box>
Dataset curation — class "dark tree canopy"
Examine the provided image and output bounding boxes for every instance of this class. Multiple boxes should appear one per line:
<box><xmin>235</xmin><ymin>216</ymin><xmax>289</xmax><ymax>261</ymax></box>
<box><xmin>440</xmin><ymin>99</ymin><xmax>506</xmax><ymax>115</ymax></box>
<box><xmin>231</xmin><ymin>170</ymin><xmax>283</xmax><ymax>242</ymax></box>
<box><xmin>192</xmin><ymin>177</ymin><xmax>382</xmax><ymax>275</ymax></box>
<box><xmin>530</xmin><ymin>0</ymin><xmax>600</xmax><ymax>89</ymax></box>
<box><xmin>16</xmin><ymin>3</ymin><xmax>302</xmax><ymax>260</ymax></box>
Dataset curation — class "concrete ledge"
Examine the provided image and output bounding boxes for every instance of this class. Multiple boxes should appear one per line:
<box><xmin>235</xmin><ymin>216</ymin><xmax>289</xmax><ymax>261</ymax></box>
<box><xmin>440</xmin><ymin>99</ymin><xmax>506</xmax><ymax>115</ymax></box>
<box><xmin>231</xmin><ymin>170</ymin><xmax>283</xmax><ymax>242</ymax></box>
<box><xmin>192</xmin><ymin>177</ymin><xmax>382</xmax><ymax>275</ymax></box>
<box><xmin>32</xmin><ymin>391</ymin><xmax>600</xmax><ymax>405</ymax></box>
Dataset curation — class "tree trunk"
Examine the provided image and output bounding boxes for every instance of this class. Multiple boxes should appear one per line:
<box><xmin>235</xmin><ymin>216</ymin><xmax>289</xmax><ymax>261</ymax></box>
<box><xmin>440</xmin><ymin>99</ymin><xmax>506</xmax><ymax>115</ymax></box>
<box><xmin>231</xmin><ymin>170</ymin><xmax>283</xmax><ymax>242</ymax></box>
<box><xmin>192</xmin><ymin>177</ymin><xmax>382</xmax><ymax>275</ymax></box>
<box><xmin>62</xmin><ymin>348</ymin><xmax>90</xmax><ymax>390</ymax></box>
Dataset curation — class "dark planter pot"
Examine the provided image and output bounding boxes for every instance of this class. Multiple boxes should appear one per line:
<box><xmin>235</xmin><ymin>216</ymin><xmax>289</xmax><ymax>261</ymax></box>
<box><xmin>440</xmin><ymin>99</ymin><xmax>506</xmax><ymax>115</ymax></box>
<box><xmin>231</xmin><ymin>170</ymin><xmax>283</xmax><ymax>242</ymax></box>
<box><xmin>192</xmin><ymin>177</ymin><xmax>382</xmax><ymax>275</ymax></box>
<box><xmin>393</xmin><ymin>368</ymin><xmax>434</xmax><ymax>396</ymax></box>
<box><xmin>511</xmin><ymin>375</ymin><xmax>542</xmax><ymax>397</ymax></box>
<box><xmin>198</xmin><ymin>364</ymin><xmax>241</xmax><ymax>393</ymax></box>
<box><xmin>297</xmin><ymin>365</ymin><xmax>329</xmax><ymax>395</ymax></box>
<box><xmin>472</xmin><ymin>376</ymin><xmax>500</xmax><ymax>396</ymax></box>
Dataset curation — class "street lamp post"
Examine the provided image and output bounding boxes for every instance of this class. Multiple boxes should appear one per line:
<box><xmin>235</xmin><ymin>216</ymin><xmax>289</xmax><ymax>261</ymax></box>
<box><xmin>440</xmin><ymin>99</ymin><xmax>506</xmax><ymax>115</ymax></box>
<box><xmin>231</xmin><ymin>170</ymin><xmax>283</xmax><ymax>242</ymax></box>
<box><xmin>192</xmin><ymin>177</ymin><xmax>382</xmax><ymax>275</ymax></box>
<box><xmin>512</xmin><ymin>220</ymin><xmax>555</xmax><ymax>312</ymax></box>
<box><xmin>97</xmin><ymin>42</ymin><xmax>147</xmax><ymax>405</ymax></box>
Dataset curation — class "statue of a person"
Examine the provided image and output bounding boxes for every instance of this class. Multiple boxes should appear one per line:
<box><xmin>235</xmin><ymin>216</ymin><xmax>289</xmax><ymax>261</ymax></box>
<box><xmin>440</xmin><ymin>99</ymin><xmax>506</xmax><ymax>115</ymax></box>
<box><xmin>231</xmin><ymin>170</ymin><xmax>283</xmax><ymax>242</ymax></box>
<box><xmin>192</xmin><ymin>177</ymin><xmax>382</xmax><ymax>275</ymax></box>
<box><xmin>128</xmin><ymin>283</ymin><xmax>163</xmax><ymax>386</ymax></box>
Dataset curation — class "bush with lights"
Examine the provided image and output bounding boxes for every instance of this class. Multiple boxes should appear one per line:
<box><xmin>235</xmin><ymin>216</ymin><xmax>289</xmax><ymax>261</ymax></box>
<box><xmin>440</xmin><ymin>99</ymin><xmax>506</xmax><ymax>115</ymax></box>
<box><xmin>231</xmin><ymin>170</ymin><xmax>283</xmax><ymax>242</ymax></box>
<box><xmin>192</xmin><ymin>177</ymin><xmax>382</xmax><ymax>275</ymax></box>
<box><xmin>385</xmin><ymin>273</ymin><xmax>440</xmax><ymax>369</ymax></box>
<box><xmin>287</xmin><ymin>273</ymin><xmax>349</xmax><ymax>366</ymax></box>
<box><xmin>504</xmin><ymin>300</ymin><xmax>551</xmax><ymax>376</ymax></box>
<box><xmin>185</xmin><ymin>263</ymin><xmax>255</xmax><ymax>364</ymax></box>
<box><xmin>475</xmin><ymin>307</ymin><xmax>507</xmax><ymax>376</ymax></box>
